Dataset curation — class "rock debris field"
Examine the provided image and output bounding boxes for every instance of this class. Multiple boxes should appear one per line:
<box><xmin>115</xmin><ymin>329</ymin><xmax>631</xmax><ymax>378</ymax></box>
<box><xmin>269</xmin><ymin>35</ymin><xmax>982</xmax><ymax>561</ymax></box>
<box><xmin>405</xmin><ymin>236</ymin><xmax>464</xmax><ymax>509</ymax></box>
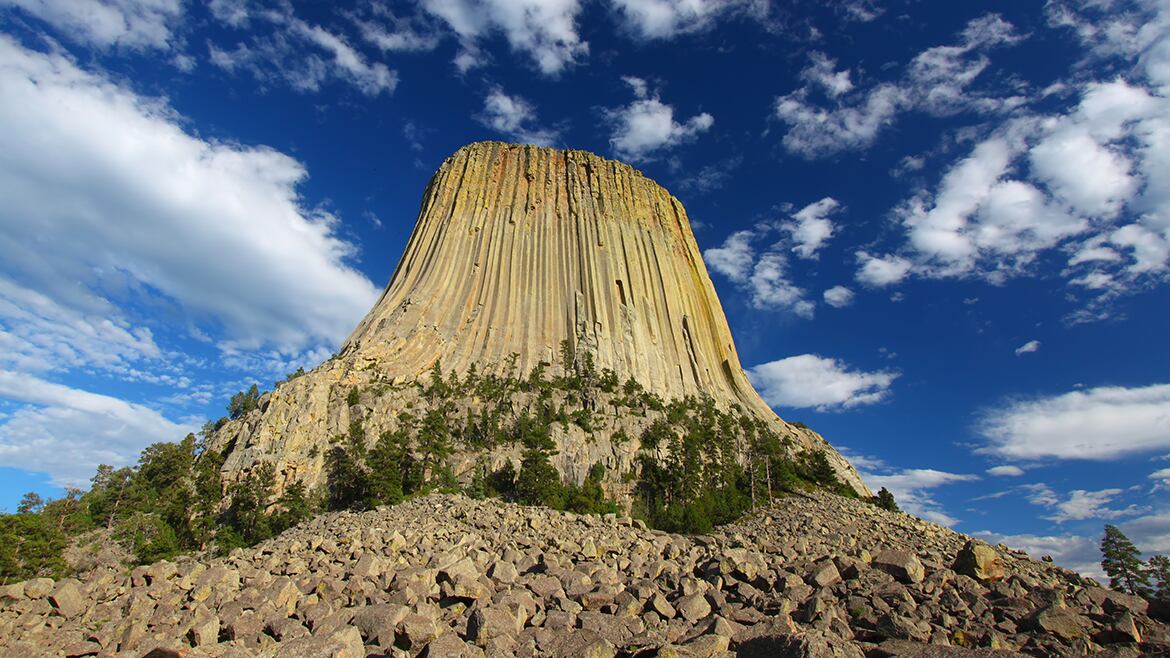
<box><xmin>2</xmin><ymin>492</ymin><xmax>1168</xmax><ymax>657</ymax></box>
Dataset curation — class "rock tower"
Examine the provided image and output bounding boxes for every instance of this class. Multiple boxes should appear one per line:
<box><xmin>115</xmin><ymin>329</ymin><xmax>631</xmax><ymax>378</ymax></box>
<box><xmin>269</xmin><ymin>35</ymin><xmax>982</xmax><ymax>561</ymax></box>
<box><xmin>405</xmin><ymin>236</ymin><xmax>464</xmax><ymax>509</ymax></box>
<box><xmin>207</xmin><ymin>142</ymin><xmax>868</xmax><ymax>496</ymax></box>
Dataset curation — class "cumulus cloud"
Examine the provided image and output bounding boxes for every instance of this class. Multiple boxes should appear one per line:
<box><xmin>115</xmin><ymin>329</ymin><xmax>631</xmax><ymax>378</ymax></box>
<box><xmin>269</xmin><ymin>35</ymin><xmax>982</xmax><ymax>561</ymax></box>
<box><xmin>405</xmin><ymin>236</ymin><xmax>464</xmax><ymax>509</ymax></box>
<box><xmin>775</xmin><ymin>14</ymin><xmax>1022</xmax><ymax>158</ymax></box>
<box><xmin>978</xmin><ymin>383</ymin><xmax>1170</xmax><ymax>460</ymax></box>
<box><xmin>419</xmin><ymin>0</ymin><xmax>587</xmax><ymax>75</ymax></box>
<box><xmin>855</xmin><ymin>252</ymin><xmax>912</xmax><ymax>287</ymax></box>
<box><xmin>607</xmin><ymin>77</ymin><xmax>713</xmax><ymax>162</ymax></box>
<box><xmin>703</xmin><ymin>228</ymin><xmax>813</xmax><ymax>316</ymax></box>
<box><xmin>986</xmin><ymin>465</ymin><xmax>1025</xmax><ymax>477</ymax></box>
<box><xmin>1014</xmin><ymin>340</ymin><xmax>1041</xmax><ymax>355</ymax></box>
<box><xmin>477</xmin><ymin>88</ymin><xmax>559</xmax><ymax>146</ymax></box>
<box><xmin>783</xmin><ymin>197</ymin><xmax>840</xmax><ymax>259</ymax></box>
<box><xmin>747</xmin><ymin>354</ymin><xmax>898</xmax><ymax>411</ymax></box>
<box><xmin>1</xmin><ymin>0</ymin><xmax>183</xmax><ymax>50</ymax></box>
<box><xmin>703</xmin><ymin>230</ymin><xmax>755</xmax><ymax>282</ymax></box>
<box><xmin>0</xmin><ymin>370</ymin><xmax>198</xmax><ymax>487</ymax></box>
<box><xmin>862</xmin><ymin>467</ymin><xmax>980</xmax><ymax>526</ymax></box>
<box><xmin>703</xmin><ymin>199</ymin><xmax>846</xmax><ymax>316</ymax></box>
<box><xmin>869</xmin><ymin>1</ymin><xmax>1170</xmax><ymax>305</ymax></box>
<box><xmin>0</xmin><ymin>38</ymin><xmax>380</xmax><ymax>362</ymax></box>
<box><xmin>748</xmin><ymin>253</ymin><xmax>813</xmax><ymax>317</ymax></box>
<box><xmin>823</xmin><ymin>285</ymin><xmax>855</xmax><ymax>308</ymax></box>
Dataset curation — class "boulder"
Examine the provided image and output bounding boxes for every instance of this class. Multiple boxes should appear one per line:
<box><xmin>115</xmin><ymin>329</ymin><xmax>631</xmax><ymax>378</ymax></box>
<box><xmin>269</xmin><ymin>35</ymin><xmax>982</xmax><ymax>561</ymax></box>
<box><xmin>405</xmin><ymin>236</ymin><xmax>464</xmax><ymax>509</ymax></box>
<box><xmin>48</xmin><ymin>579</ymin><xmax>86</xmax><ymax>619</ymax></box>
<box><xmin>953</xmin><ymin>541</ymin><xmax>1005</xmax><ymax>582</ymax></box>
<box><xmin>274</xmin><ymin>625</ymin><xmax>365</xmax><ymax>658</ymax></box>
<box><xmin>872</xmin><ymin>550</ymin><xmax>925</xmax><ymax>585</ymax></box>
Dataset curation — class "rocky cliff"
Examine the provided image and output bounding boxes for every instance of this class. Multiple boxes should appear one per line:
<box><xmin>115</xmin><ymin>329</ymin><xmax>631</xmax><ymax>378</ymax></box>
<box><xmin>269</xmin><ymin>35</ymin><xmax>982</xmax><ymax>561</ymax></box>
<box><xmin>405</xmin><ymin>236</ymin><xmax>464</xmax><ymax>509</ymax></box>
<box><xmin>205</xmin><ymin>142</ymin><xmax>868</xmax><ymax>497</ymax></box>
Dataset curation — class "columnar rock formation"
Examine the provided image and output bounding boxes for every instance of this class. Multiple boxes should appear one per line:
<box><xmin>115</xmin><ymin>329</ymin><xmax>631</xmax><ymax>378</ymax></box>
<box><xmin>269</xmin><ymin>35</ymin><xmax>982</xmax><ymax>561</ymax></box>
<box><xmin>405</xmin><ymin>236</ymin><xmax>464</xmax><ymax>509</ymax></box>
<box><xmin>206</xmin><ymin>142</ymin><xmax>868</xmax><ymax>496</ymax></box>
<box><xmin>343</xmin><ymin>141</ymin><xmax>764</xmax><ymax>412</ymax></box>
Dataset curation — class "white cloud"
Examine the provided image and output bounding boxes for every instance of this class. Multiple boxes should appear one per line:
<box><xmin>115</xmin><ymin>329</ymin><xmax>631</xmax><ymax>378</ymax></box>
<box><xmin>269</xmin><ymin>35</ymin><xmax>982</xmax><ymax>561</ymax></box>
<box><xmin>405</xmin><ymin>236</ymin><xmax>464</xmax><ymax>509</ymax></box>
<box><xmin>978</xmin><ymin>383</ymin><xmax>1170</xmax><ymax>460</ymax></box>
<box><xmin>1</xmin><ymin>0</ymin><xmax>183</xmax><ymax>50</ymax></box>
<box><xmin>293</xmin><ymin>22</ymin><xmax>397</xmax><ymax>95</ymax></box>
<box><xmin>801</xmin><ymin>52</ymin><xmax>853</xmax><ymax>98</ymax></box>
<box><xmin>774</xmin><ymin>14</ymin><xmax>1022</xmax><ymax>158</ymax></box>
<box><xmin>1020</xmin><ymin>483</ymin><xmax>1144</xmax><ymax>523</ymax></box>
<box><xmin>607</xmin><ymin>78</ymin><xmax>713</xmax><ymax>161</ymax></box>
<box><xmin>206</xmin><ymin>7</ymin><xmax>397</xmax><ymax>96</ymax></box>
<box><xmin>748</xmin><ymin>253</ymin><xmax>813</xmax><ymax>317</ymax></box>
<box><xmin>972</xmin><ymin>530</ymin><xmax>1103</xmax><ymax>580</ymax></box>
<box><xmin>703</xmin><ymin>230</ymin><xmax>755</xmax><ymax>283</ymax></box>
<box><xmin>862</xmin><ymin>468</ymin><xmax>980</xmax><ymax>526</ymax></box>
<box><xmin>986</xmin><ymin>465</ymin><xmax>1025</xmax><ymax>477</ymax></box>
<box><xmin>822</xmin><ymin>285</ymin><xmax>854</xmax><ymax>308</ymax></box>
<box><xmin>609</xmin><ymin>0</ymin><xmax>743</xmax><ymax>39</ymax></box>
<box><xmin>783</xmin><ymin>197</ymin><xmax>840</xmax><ymax>259</ymax></box>
<box><xmin>1151</xmin><ymin>467</ymin><xmax>1170</xmax><ymax>490</ymax></box>
<box><xmin>358</xmin><ymin>4</ymin><xmax>442</xmax><ymax>53</ymax></box>
<box><xmin>0</xmin><ymin>279</ymin><xmax>162</xmax><ymax>375</ymax></box>
<box><xmin>478</xmin><ymin>88</ymin><xmax>559</xmax><ymax>146</ymax></box>
<box><xmin>419</xmin><ymin>0</ymin><xmax>587</xmax><ymax>75</ymax></box>
<box><xmin>747</xmin><ymin>354</ymin><xmax>898</xmax><ymax>411</ymax></box>
<box><xmin>1122</xmin><ymin>509</ymin><xmax>1170</xmax><ymax>554</ymax></box>
<box><xmin>0</xmin><ymin>370</ymin><xmax>198</xmax><ymax>487</ymax></box>
<box><xmin>775</xmin><ymin>83</ymin><xmax>903</xmax><ymax>159</ymax></box>
<box><xmin>855</xmin><ymin>251</ymin><xmax>912</xmax><ymax>287</ymax></box>
<box><xmin>1014</xmin><ymin>340</ymin><xmax>1041</xmax><ymax>355</ymax></box>
<box><xmin>0</xmin><ymin>38</ymin><xmax>380</xmax><ymax>360</ymax></box>
<box><xmin>869</xmin><ymin>2</ymin><xmax>1170</xmax><ymax>304</ymax></box>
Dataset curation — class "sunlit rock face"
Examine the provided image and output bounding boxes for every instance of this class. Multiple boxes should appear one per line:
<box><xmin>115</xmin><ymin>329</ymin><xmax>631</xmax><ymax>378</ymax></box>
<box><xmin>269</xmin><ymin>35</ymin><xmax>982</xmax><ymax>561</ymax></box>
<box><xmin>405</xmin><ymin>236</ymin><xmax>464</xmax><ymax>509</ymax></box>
<box><xmin>207</xmin><ymin>142</ymin><xmax>869</xmax><ymax>497</ymax></box>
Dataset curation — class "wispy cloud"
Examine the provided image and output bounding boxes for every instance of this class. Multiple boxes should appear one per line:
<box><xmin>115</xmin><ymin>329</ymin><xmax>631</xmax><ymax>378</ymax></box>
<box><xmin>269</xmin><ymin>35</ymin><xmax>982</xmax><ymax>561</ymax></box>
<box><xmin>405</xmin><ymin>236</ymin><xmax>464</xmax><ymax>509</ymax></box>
<box><xmin>978</xmin><ymin>383</ymin><xmax>1170</xmax><ymax>460</ymax></box>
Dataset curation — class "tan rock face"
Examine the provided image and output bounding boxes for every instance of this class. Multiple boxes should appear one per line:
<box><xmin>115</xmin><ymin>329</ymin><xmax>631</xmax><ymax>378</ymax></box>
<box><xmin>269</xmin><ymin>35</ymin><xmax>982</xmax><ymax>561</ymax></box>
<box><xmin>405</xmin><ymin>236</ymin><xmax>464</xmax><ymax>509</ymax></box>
<box><xmin>207</xmin><ymin>142</ymin><xmax>868</xmax><ymax>496</ymax></box>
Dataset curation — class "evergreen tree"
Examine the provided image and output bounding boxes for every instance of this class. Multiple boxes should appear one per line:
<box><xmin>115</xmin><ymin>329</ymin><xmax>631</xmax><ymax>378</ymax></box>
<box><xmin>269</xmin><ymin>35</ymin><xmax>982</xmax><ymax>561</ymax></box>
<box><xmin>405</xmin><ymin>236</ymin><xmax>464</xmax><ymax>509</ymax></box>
<box><xmin>1101</xmin><ymin>524</ymin><xmax>1152</xmax><ymax>597</ymax></box>
<box><xmin>873</xmin><ymin>487</ymin><xmax>900</xmax><ymax>512</ymax></box>
<box><xmin>271</xmin><ymin>482</ymin><xmax>311</xmax><ymax>534</ymax></box>
<box><xmin>228</xmin><ymin>384</ymin><xmax>260</xmax><ymax>419</ymax></box>
<box><xmin>1147</xmin><ymin>554</ymin><xmax>1170</xmax><ymax>599</ymax></box>
<box><xmin>418</xmin><ymin>407</ymin><xmax>454</xmax><ymax>487</ymax></box>
<box><xmin>328</xmin><ymin>420</ymin><xmax>372</xmax><ymax>510</ymax></box>
<box><xmin>366</xmin><ymin>430</ymin><xmax>406</xmax><ymax>506</ymax></box>
<box><xmin>515</xmin><ymin>449</ymin><xmax>563</xmax><ymax>508</ymax></box>
<box><xmin>0</xmin><ymin>513</ymin><xmax>66</xmax><ymax>582</ymax></box>
<box><xmin>514</xmin><ymin>411</ymin><xmax>563</xmax><ymax>508</ymax></box>
<box><xmin>16</xmin><ymin>492</ymin><xmax>44</xmax><ymax>515</ymax></box>
<box><xmin>487</xmin><ymin>462</ymin><xmax>517</xmax><ymax>500</ymax></box>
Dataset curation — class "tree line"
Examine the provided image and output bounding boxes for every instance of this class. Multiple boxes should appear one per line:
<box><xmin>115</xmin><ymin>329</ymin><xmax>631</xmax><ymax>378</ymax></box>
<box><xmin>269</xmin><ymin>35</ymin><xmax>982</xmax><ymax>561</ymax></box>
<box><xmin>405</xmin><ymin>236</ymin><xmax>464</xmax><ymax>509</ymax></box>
<box><xmin>2</xmin><ymin>345</ymin><xmax>894</xmax><ymax>582</ymax></box>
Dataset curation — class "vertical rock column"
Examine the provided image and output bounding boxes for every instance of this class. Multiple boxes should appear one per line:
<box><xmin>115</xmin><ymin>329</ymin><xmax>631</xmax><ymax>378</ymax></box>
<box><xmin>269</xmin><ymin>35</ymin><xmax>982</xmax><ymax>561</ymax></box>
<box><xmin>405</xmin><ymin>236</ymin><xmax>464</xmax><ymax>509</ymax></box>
<box><xmin>341</xmin><ymin>142</ymin><xmax>769</xmax><ymax>417</ymax></box>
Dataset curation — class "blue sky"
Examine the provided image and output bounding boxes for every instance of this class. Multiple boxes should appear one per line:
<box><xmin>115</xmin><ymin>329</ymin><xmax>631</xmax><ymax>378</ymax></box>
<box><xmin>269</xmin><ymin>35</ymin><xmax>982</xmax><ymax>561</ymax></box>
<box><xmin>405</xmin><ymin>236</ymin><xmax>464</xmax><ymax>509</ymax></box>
<box><xmin>1</xmin><ymin>0</ymin><xmax>1168</xmax><ymax>578</ymax></box>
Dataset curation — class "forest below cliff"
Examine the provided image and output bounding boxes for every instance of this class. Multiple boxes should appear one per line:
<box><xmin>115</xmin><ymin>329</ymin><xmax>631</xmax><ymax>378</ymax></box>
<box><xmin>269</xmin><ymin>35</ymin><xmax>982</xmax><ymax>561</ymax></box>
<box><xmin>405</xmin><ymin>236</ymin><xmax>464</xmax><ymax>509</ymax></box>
<box><xmin>1</xmin><ymin>345</ymin><xmax>884</xmax><ymax>584</ymax></box>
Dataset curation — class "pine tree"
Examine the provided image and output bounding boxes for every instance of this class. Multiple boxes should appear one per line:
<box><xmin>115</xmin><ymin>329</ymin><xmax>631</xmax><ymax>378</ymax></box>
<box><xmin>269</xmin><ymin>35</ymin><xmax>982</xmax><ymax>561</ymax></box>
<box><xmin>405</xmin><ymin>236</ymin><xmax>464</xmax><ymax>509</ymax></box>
<box><xmin>874</xmin><ymin>487</ymin><xmax>900</xmax><ymax>512</ymax></box>
<box><xmin>1101</xmin><ymin>524</ymin><xmax>1152</xmax><ymax>597</ymax></box>
<box><xmin>366</xmin><ymin>430</ymin><xmax>406</xmax><ymax>506</ymax></box>
<box><xmin>1148</xmin><ymin>554</ymin><xmax>1170</xmax><ymax>599</ymax></box>
<box><xmin>328</xmin><ymin>420</ymin><xmax>372</xmax><ymax>510</ymax></box>
<box><xmin>228</xmin><ymin>384</ymin><xmax>260</xmax><ymax>419</ymax></box>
